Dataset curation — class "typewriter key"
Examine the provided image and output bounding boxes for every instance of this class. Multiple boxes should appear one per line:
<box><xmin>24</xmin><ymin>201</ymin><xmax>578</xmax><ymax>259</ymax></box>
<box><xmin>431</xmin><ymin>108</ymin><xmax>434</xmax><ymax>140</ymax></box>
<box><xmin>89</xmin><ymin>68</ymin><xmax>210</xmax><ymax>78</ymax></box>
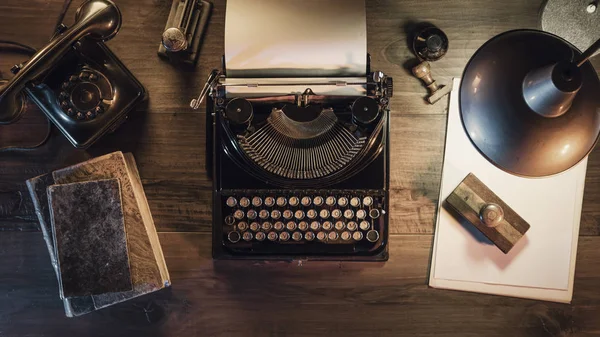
<box><xmin>328</xmin><ymin>231</ymin><xmax>339</xmax><ymax>241</ymax></box>
<box><xmin>344</xmin><ymin>209</ymin><xmax>354</xmax><ymax>219</ymax></box>
<box><xmin>271</xmin><ymin>209</ymin><xmax>282</xmax><ymax>220</ymax></box>
<box><xmin>247</xmin><ymin>209</ymin><xmax>257</xmax><ymax>220</ymax></box>
<box><xmin>264</xmin><ymin>196</ymin><xmax>275</xmax><ymax>207</ymax></box>
<box><xmin>279</xmin><ymin>232</ymin><xmax>290</xmax><ymax>241</ymax></box>
<box><xmin>295</xmin><ymin>210</ymin><xmax>305</xmax><ymax>220</ymax></box>
<box><xmin>322</xmin><ymin>221</ymin><xmax>333</xmax><ymax>231</ymax></box>
<box><xmin>301</xmin><ymin>196</ymin><xmax>312</xmax><ymax>206</ymax></box>
<box><xmin>310</xmin><ymin>221</ymin><xmax>321</xmax><ymax>231</ymax></box>
<box><xmin>233</xmin><ymin>210</ymin><xmax>245</xmax><ymax>220</ymax></box>
<box><xmin>338</xmin><ymin>197</ymin><xmax>349</xmax><ymax>207</ymax></box>
<box><xmin>307</xmin><ymin>209</ymin><xmax>317</xmax><ymax>219</ymax></box>
<box><xmin>250</xmin><ymin>222</ymin><xmax>260</xmax><ymax>232</ymax></box>
<box><xmin>226</xmin><ymin>197</ymin><xmax>237</xmax><ymax>207</ymax></box>
<box><xmin>359</xmin><ymin>220</ymin><xmax>371</xmax><ymax>231</ymax></box>
<box><xmin>347</xmin><ymin>221</ymin><xmax>358</xmax><ymax>231</ymax></box>
<box><xmin>255</xmin><ymin>232</ymin><xmax>266</xmax><ymax>242</ymax></box>
<box><xmin>305</xmin><ymin>232</ymin><xmax>315</xmax><ymax>241</ymax></box>
<box><xmin>292</xmin><ymin>232</ymin><xmax>303</xmax><ymax>241</ymax></box>
<box><xmin>240</xmin><ymin>197</ymin><xmax>251</xmax><ymax>208</ymax></box>
<box><xmin>237</xmin><ymin>222</ymin><xmax>249</xmax><ymax>231</ymax></box>
<box><xmin>369</xmin><ymin>209</ymin><xmax>381</xmax><ymax>219</ymax></box>
<box><xmin>356</xmin><ymin>209</ymin><xmax>367</xmax><ymax>220</ymax></box>
<box><xmin>289</xmin><ymin>196</ymin><xmax>300</xmax><ymax>207</ymax></box>
<box><xmin>227</xmin><ymin>232</ymin><xmax>241</xmax><ymax>243</ymax></box>
<box><xmin>268</xmin><ymin>232</ymin><xmax>278</xmax><ymax>241</ymax></box>
<box><xmin>350</xmin><ymin>197</ymin><xmax>361</xmax><ymax>207</ymax></box>
<box><xmin>366</xmin><ymin>230</ymin><xmax>380</xmax><ymax>243</ymax></box>
<box><xmin>252</xmin><ymin>196</ymin><xmax>263</xmax><ymax>207</ymax></box>
<box><xmin>274</xmin><ymin>221</ymin><xmax>285</xmax><ymax>231</ymax></box>
<box><xmin>276</xmin><ymin>197</ymin><xmax>287</xmax><ymax>207</ymax></box>
<box><xmin>243</xmin><ymin>232</ymin><xmax>254</xmax><ymax>241</ymax></box>
<box><xmin>286</xmin><ymin>221</ymin><xmax>297</xmax><ymax>231</ymax></box>
<box><xmin>298</xmin><ymin>221</ymin><xmax>309</xmax><ymax>231</ymax></box>
<box><xmin>262</xmin><ymin>222</ymin><xmax>273</xmax><ymax>231</ymax></box>
<box><xmin>353</xmin><ymin>231</ymin><xmax>364</xmax><ymax>241</ymax></box>
<box><xmin>341</xmin><ymin>231</ymin><xmax>352</xmax><ymax>241</ymax></box>
<box><xmin>283</xmin><ymin>210</ymin><xmax>293</xmax><ymax>220</ymax></box>
<box><xmin>317</xmin><ymin>232</ymin><xmax>327</xmax><ymax>241</ymax></box>
<box><xmin>225</xmin><ymin>215</ymin><xmax>235</xmax><ymax>225</ymax></box>
<box><xmin>259</xmin><ymin>209</ymin><xmax>269</xmax><ymax>219</ymax></box>
<box><xmin>313</xmin><ymin>196</ymin><xmax>324</xmax><ymax>206</ymax></box>
<box><xmin>335</xmin><ymin>221</ymin><xmax>346</xmax><ymax>231</ymax></box>
<box><xmin>319</xmin><ymin>209</ymin><xmax>330</xmax><ymax>219</ymax></box>
<box><xmin>332</xmin><ymin>209</ymin><xmax>342</xmax><ymax>219</ymax></box>
<box><xmin>326</xmin><ymin>196</ymin><xmax>336</xmax><ymax>206</ymax></box>
<box><xmin>363</xmin><ymin>196</ymin><xmax>373</xmax><ymax>207</ymax></box>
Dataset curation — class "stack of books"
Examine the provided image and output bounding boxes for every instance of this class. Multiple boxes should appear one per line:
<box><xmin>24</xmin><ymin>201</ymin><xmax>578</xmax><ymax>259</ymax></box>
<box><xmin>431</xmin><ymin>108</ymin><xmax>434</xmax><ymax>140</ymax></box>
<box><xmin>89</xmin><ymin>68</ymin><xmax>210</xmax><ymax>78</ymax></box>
<box><xmin>26</xmin><ymin>151</ymin><xmax>170</xmax><ymax>317</ymax></box>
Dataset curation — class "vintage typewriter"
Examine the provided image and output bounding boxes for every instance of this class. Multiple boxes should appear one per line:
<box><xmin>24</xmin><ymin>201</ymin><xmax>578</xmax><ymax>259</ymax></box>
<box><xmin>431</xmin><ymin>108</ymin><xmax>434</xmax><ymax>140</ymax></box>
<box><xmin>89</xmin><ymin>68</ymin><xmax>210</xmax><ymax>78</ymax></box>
<box><xmin>193</xmin><ymin>0</ymin><xmax>393</xmax><ymax>261</ymax></box>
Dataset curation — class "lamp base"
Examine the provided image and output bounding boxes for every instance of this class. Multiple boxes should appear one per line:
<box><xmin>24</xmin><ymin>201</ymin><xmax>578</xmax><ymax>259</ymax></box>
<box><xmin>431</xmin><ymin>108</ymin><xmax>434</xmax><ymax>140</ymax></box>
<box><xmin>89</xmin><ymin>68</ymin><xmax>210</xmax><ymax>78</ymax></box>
<box><xmin>540</xmin><ymin>0</ymin><xmax>600</xmax><ymax>56</ymax></box>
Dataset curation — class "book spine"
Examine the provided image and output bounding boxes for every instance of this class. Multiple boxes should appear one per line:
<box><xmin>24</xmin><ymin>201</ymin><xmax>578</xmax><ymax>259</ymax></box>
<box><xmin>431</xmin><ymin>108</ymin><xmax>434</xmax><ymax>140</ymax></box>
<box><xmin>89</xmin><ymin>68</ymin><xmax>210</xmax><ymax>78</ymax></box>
<box><xmin>25</xmin><ymin>179</ymin><xmax>60</xmax><ymax>280</ymax></box>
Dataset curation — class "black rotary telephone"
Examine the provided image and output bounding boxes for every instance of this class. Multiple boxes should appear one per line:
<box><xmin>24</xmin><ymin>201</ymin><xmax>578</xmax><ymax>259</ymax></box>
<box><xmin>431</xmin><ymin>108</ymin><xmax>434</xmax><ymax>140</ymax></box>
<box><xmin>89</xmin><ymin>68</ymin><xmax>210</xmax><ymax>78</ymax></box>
<box><xmin>0</xmin><ymin>0</ymin><xmax>145</xmax><ymax>149</ymax></box>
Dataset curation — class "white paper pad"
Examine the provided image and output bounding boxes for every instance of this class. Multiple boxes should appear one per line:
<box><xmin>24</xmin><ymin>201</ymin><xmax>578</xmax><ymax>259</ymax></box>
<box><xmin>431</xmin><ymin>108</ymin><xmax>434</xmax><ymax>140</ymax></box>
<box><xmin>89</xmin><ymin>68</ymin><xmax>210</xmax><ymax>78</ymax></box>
<box><xmin>429</xmin><ymin>78</ymin><xmax>587</xmax><ymax>303</ymax></box>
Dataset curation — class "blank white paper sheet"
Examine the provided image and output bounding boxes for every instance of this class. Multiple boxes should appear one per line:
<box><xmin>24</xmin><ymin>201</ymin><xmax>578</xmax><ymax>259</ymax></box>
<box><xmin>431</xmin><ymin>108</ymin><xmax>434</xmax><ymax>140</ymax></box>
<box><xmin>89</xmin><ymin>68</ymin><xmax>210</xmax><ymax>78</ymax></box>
<box><xmin>429</xmin><ymin>78</ymin><xmax>587</xmax><ymax>303</ymax></box>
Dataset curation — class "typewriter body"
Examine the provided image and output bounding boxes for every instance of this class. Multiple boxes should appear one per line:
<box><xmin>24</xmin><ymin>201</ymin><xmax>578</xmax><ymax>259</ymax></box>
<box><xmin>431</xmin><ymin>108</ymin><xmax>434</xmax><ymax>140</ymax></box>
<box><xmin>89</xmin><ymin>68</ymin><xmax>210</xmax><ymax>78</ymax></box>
<box><xmin>202</xmin><ymin>0</ymin><xmax>393</xmax><ymax>261</ymax></box>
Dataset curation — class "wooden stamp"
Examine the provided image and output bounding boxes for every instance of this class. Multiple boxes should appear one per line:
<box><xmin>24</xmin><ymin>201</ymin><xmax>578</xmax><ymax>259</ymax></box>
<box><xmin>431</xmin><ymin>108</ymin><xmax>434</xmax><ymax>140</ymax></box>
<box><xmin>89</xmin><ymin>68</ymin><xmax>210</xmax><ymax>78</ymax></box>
<box><xmin>445</xmin><ymin>173</ymin><xmax>530</xmax><ymax>254</ymax></box>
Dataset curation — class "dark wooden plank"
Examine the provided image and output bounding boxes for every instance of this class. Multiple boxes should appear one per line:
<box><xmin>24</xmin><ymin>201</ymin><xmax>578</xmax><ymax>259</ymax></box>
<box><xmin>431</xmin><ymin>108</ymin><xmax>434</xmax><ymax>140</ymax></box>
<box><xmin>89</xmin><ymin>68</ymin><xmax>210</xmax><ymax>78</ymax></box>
<box><xmin>4</xmin><ymin>0</ymin><xmax>580</xmax><ymax>117</ymax></box>
<box><xmin>2</xmin><ymin>112</ymin><xmax>599</xmax><ymax>235</ymax></box>
<box><xmin>1</xmin><ymin>231</ymin><xmax>600</xmax><ymax>337</ymax></box>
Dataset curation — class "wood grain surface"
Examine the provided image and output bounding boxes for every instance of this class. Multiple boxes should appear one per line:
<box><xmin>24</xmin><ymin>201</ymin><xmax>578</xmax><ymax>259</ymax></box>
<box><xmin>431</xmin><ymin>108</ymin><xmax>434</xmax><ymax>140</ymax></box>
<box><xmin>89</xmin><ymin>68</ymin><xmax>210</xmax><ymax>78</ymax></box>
<box><xmin>0</xmin><ymin>0</ymin><xmax>599</xmax><ymax>336</ymax></box>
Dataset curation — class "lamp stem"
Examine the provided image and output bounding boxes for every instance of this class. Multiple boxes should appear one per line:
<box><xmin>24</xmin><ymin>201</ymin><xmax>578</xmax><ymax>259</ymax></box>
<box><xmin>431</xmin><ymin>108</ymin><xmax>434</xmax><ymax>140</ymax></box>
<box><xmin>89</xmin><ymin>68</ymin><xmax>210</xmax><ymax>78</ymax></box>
<box><xmin>577</xmin><ymin>37</ymin><xmax>600</xmax><ymax>67</ymax></box>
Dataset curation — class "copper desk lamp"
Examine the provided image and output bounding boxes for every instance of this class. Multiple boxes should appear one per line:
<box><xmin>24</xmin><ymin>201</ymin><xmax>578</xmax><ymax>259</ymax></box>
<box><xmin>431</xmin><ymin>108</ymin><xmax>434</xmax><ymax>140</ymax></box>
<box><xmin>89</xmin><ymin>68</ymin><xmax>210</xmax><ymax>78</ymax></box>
<box><xmin>460</xmin><ymin>30</ymin><xmax>600</xmax><ymax>177</ymax></box>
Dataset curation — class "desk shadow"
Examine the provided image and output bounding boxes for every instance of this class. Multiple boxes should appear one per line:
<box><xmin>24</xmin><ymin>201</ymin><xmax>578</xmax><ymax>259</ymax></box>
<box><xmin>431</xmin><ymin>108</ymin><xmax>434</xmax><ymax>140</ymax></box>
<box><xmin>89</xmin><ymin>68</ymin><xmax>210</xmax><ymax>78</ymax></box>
<box><xmin>211</xmin><ymin>257</ymin><xmax>385</xmax><ymax>309</ymax></box>
<box><xmin>87</xmin><ymin>102</ymin><xmax>149</xmax><ymax>158</ymax></box>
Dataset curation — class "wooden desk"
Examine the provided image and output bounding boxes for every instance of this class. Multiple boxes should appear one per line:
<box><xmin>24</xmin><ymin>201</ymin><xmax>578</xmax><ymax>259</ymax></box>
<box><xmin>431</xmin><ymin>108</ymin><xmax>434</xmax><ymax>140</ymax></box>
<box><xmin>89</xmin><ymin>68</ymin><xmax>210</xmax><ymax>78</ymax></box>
<box><xmin>1</xmin><ymin>1</ymin><xmax>599</xmax><ymax>336</ymax></box>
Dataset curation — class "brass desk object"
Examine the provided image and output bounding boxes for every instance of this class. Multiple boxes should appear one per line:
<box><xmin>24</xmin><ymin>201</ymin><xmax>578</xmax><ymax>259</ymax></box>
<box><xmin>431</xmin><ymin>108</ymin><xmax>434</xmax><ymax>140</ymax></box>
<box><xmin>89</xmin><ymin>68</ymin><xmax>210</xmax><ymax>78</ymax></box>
<box><xmin>412</xmin><ymin>61</ymin><xmax>452</xmax><ymax>104</ymax></box>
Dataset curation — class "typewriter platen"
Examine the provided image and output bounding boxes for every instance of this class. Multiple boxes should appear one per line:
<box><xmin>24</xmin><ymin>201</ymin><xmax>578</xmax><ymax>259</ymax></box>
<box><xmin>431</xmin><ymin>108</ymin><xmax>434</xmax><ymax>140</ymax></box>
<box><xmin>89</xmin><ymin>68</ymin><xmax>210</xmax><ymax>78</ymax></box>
<box><xmin>199</xmin><ymin>0</ymin><xmax>393</xmax><ymax>260</ymax></box>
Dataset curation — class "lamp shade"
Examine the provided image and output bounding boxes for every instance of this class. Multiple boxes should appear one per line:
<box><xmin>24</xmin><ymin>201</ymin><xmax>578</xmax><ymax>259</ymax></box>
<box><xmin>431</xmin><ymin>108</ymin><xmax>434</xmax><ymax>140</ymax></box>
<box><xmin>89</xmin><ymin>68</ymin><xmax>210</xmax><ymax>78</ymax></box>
<box><xmin>459</xmin><ymin>30</ymin><xmax>600</xmax><ymax>177</ymax></box>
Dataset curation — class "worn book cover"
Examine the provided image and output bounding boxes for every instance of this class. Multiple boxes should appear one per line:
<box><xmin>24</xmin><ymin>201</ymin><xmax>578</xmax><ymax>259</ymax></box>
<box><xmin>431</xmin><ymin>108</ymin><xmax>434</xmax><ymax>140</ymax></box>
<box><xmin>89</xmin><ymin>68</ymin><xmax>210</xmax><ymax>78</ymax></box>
<box><xmin>48</xmin><ymin>179</ymin><xmax>132</xmax><ymax>297</ymax></box>
<box><xmin>27</xmin><ymin>151</ymin><xmax>170</xmax><ymax>317</ymax></box>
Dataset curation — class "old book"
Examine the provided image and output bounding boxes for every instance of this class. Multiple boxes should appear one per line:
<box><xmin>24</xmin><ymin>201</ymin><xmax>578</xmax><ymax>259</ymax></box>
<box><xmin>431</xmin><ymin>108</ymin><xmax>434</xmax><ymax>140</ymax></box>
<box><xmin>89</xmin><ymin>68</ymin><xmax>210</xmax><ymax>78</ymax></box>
<box><xmin>27</xmin><ymin>174</ymin><xmax>96</xmax><ymax>316</ymax></box>
<box><xmin>48</xmin><ymin>179</ymin><xmax>132</xmax><ymax>297</ymax></box>
<box><xmin>26</xmin><ymin>151</ymin><xmax>170</xmax><ymax>317</ymax></box>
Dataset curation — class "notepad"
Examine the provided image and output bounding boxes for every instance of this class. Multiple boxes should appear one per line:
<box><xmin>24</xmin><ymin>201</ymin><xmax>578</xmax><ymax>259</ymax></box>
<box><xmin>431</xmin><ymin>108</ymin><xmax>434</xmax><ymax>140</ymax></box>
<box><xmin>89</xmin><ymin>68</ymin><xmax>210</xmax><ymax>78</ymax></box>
<box><xmin>429</xmin><ymin>78</ymin><xmax>587</xmax><ymax>303</ymax></box>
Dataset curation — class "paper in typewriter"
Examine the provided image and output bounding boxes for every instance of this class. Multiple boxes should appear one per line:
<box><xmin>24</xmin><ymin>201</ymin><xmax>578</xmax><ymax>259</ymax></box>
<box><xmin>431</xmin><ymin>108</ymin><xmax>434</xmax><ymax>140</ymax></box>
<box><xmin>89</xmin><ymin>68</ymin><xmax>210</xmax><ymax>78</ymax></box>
<box><xmin>225</xmin><ymin>0</ymin><xmax>367</xmax><ymax>78</ymax></box>
<box><xmin>429</xmin><ymin>79</ymin><xmax>586</xmax><ymax>303</ymax></box>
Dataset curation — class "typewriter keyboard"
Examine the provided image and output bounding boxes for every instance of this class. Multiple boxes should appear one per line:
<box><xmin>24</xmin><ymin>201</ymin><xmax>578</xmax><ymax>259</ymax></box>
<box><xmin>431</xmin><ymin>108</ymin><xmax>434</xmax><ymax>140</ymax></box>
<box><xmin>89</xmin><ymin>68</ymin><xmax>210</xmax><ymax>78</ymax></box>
<box><xmin>221</xmin><ymin>192</ymin><xmax>385</xmax><ymax>246</ymax></box>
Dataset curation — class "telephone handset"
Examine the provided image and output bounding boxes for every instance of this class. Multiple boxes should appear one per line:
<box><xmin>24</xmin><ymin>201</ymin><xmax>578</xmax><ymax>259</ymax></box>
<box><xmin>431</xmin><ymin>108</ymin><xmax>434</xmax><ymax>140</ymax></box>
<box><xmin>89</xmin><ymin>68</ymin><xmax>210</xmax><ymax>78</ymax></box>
<box><xmin>0</xmin><ymin>0</ymin><xmax>145</xmax><ymax>149</ymax></box>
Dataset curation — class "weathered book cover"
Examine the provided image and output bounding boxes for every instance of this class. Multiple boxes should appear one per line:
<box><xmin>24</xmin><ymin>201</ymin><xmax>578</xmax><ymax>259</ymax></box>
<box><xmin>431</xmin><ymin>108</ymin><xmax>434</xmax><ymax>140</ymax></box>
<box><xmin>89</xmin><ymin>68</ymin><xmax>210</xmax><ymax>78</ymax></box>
<box><xmin>27</xmin><ymin>174</ymin><xmax>96</xmax><ymax>316</ymax></box>
<box><xmin>26</xmin><ymin>151</ymin><xmax>170</xmax><ymax>317</ymax></box>
<box><xmin>48</xmin><ymin>179</ymin><xmax>132</xmax><ymax>297</ymax></box>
